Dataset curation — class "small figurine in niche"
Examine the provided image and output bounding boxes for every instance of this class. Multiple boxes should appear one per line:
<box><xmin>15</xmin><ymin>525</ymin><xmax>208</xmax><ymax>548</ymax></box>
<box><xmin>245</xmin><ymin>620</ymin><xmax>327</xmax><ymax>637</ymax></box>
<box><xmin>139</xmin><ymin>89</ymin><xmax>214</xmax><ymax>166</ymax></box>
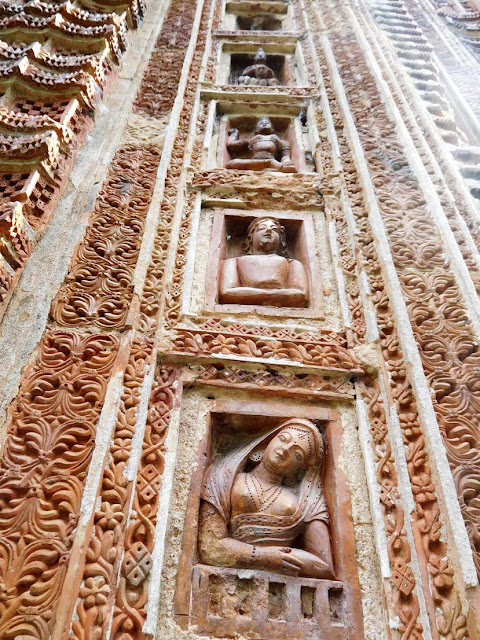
<box><xmin>238</xmin><ymin>14</ymin><xmax>282</xmax><ymax>31</ymax></box>
<box><xmin>237</xmin><ymin>48</ymin><xmax>279</xmax><ymax>86</ymax></box>
<box><xmin>219</xmin><ymin>216</ymin><xmax>308</xmax><ymax>307</ymax></box>
<box><xmin>225</xmin><ymin>116</ymin><xmax>296</xmax><ymax>173</ymax></box>
<box><xmin>199</xmin><ymin>418</ymin><xmax>334</xmax><ymax>579</ymax></box>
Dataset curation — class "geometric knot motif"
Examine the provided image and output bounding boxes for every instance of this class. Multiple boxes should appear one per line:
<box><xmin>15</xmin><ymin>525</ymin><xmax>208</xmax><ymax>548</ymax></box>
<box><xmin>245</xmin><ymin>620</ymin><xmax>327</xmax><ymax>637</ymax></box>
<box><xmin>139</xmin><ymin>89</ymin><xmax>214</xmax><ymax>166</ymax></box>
<box><xmin>136</xmin><ymin>463</ymin><xmax>162</xmax><ymax>502</ymax></box>
<box><xmin>391</xmin><ymin>558</ymin><xmax>415</xmax><ymax>596</ymax></box>
<box><xmin>123</xmin><ymin>541</ymin><xmax>153</xmax><ymax>586</ymax></box>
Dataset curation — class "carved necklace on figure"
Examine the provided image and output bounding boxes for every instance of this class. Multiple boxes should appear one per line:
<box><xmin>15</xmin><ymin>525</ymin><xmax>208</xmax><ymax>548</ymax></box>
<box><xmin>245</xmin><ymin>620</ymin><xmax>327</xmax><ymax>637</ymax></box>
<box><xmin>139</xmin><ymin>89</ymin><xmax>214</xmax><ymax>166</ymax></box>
<box><xmin>246</xmin><ymin>469</ymin><xmax>284</xmax><ymax>513</ymax></box>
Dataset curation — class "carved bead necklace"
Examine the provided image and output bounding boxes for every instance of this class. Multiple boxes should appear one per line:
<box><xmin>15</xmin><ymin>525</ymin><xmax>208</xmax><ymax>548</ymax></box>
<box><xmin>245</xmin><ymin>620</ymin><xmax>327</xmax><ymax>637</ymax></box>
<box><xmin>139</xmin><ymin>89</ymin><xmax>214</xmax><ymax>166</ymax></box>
<box><xmin>246</xmin><ymin>470</ymin><xmax>284</xmax><ymax>513</ymax></box>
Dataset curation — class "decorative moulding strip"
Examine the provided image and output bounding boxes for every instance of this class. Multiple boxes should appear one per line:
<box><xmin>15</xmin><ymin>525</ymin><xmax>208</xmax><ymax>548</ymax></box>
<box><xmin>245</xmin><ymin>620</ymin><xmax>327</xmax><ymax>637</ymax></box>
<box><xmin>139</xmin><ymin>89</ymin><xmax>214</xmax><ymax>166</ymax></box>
<box><xmin>350</xmin><ymin>6</ymin><xmax>480</xmax><ymax>339</ymax></box>
<box><xmin>200</xmin><ymin>86</ymin><xmax>317</xmax><ymax>103</ymax></box>
<box><xmin>110</xmin><ymin>366</ymin><xmax>181</xmax><ymax>639</ymax></box>
<box><xmin>168</xmin><ymin>326</ymin><xmax>364</xmax><ymax>374</ymax></box>
<box><xmin>143</xmin><ymin>373</ymin><xmax>184</xmax><ymax>635</ymax></box>
<box><xmin>69</xmin><ymin>338</ymin><xmax>156</xmax><ymax>640</ymax></box>
<box><xmin>320</xmin><ymin>28</ymin><xmax>477</xmax><ymax>588</ymax></box>
<box><xmin>0</xmin><ymin>331</ymin><xmax>120</xmax><ymax>640</ymax></box>
<box><xmin>132</xmin><ymin>0</ymin><xmax>210</xmax><ymax>332</ymax></box>
<box><xmin>185</xmin><ymin>363</ymin><xmax>355</xmax><ymax>399</ymax></box>
<box><xmin>138</xmin><ymin>0</ymin><xmax>219</xmax><ymax>334</ymax></box>
<box><xmin>309</xmin><ymin>5</ymin><xmax>475</xmax><ymax>636</ymax></box>
<box><xmin>296</xmin><ymin>0</ymin><xmax>474</xmax><ymax>632</ymax></box>
<box><xmin>50</xmin><ymin>145</ymin><xmax>161</xmax><ymax>331</ymax></box>
<box><xmin>50</xmin><ymin>332</ymin><xmax>134</xmax><ymax>640</ymax></box>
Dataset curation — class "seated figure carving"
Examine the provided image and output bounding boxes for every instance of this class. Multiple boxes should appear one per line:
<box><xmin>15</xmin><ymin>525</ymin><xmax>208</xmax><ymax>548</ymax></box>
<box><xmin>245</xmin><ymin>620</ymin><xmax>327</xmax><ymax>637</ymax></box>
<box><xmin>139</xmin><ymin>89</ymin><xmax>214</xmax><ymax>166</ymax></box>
<box><xmin>199</xmin><ymin>418</ymin><xmax>334</xmax><ymax>579</ymax></box>
<box><xmin>225</xmin><ymin>116</ymin><xmax>296</xmax><ymax>172</ymax></box>
<box><xmin>237</xmin><ymin>48</ymin><xmax>279</xmax><ymax>86</ymax></box>
<box><xmin>219</xmin><ymin>216</ymin><xmax>308</xmax><ymax>307</ymax></box>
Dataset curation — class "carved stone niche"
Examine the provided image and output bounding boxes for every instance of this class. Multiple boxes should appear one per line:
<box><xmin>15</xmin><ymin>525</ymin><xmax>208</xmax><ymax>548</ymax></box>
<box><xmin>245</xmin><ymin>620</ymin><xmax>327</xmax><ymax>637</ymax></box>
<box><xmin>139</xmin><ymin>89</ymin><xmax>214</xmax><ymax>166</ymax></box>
<box><xmin>223</xmin><ymin>0</ymin><xmax>289</xmax><ymax>31</ymax></box>
<box><xmin>205</xmin><ymin>210</ymin><xmax>323</xmax><ymax>317</ymax></box>
<box><xmin>173</xmin><ymin>400</ymin><xmax>364</xmax><ymax>639</ymax></box>
<box><xmin>218</xmin><ymin>115</ymin><xmax>307</xmax><ymax>173</ymax></box>
<box><xmin>236</xmin><ymin>14</ymin><xmax>284</xmax><ymax>30</ymax></box>
<box><xmin>228</xmin><ymin>49</ymin><xmax>293</xmax><ymax>86</ymax></box>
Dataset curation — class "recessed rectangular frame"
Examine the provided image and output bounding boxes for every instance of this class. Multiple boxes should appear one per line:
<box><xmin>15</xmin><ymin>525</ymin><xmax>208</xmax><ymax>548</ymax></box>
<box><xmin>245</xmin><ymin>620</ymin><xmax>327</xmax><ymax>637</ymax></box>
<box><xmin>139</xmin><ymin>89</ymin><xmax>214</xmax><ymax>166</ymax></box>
<box><xmin>205</xmin><ymin>209</ymin><xmax>324</xmax><ymax>318</ymax></box>
<box><xmin>216</xmin><ymin>113</ymin><xmax>307</xmax><ymax>173</ymax></box>
<box><xmin>173</xmin><ymin>398</ymin><xmax>364</xmax><ymax>639</ymax></box>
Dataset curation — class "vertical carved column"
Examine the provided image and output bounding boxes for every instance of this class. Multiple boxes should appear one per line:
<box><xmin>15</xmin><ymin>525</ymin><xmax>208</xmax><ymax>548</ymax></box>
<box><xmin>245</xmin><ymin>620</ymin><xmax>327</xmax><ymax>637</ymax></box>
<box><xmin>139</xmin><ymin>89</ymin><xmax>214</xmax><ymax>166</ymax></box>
<box><xmin>70</xmin><ymin>339</ymin><xmax>154</xmax><ymax>640</ymax></box>
<box><xmin>303</xmin><ymin>0</ymin><xmax>473</xmax><ymax>633</ymax></box>
<box><xmin>0</xmin><ymin>332</ymin><xmax>119</xmax><ymax>640</ymax></box>
<box><xmin>111</xmin><ymin>366</ymin><xmax>181</xmax><ymax>639</ymax></box>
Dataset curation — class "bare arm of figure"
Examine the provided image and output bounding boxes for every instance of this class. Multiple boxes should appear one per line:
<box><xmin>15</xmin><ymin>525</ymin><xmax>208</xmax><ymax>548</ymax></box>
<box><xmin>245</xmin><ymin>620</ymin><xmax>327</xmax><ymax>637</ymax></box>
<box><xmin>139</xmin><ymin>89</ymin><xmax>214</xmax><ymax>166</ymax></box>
<box><xmin>226</xmin><ymin>128</ymin><xmax>250</xmax><ymax>153</ymax></box>
<box><xmin>219</xmin><ymin>259</ymin><xmax>307</xmax><ymax>307</ymax></box>
<box><xmin>279</xmin><ymin>139</ymin><xmax>294</xmax><ymax>166</ymax></box>
<box><xmin>198</xmin><ymin>502</ymin><xmax>303</xmax><ymax>575</ymax></box>
<box><xmin>288</xmin><ymin>520</ymin><xmax>335</xmax><ymax>579</ymax></box>
<box><xmin>285</xmin><ymin>260</ymin><xmax>308</xmax><ymax>305</ymax></box>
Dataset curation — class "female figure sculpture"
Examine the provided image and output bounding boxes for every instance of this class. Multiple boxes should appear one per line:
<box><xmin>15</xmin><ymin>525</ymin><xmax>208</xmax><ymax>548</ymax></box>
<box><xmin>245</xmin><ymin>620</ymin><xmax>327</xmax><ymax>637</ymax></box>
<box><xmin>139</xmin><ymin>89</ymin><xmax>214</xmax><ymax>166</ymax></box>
<box><xmin>219</xmin><ymin>216</ymin><xmax>308</xmax><ymax>307</ymax></box>
<box><xmin>199</xmin><ymin>418</ymin><xmax>334</xmax><ymax>579</ymax></box>
<box><xmin>237</xmin><ymin>48</ymin><xmax>279</xmax><ymax>86</ymax></box>
<box><xmin>225</xmin><ymin>117</ymin><xmax>296</xmax><ymax>173</ymax></box>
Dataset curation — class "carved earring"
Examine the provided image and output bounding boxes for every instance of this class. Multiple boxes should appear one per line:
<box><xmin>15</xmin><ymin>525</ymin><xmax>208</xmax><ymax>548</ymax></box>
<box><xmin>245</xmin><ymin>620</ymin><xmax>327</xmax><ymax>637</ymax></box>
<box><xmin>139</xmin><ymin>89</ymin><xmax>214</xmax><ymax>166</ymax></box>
<box><xmin>249</xmin><ymin>450</ymin><xmax>263</xmax><ymax>463</ymax></box>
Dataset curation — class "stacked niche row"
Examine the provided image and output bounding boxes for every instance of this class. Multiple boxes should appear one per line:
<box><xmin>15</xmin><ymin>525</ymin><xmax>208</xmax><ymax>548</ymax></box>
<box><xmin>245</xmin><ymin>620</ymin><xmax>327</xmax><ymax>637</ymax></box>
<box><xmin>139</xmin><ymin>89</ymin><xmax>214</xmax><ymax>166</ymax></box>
<box><xmin>173</xmin><ymin>1</ymin><xmax>366</xmax><ymax>638</ymax></box>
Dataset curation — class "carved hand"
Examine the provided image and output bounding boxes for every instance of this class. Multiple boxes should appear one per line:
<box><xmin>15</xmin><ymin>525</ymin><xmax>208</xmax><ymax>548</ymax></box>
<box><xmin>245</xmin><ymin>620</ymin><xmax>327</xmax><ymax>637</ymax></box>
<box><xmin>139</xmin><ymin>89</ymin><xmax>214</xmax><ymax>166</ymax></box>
<box><xmin>254</xmin><ymin>546</ymin><xmax>302</xmax><ymax>575</ymax></box>
<box><xmin>287</xmin><ymin>548</ymin><xmax>335</xmax><ymax>579</ymax></box>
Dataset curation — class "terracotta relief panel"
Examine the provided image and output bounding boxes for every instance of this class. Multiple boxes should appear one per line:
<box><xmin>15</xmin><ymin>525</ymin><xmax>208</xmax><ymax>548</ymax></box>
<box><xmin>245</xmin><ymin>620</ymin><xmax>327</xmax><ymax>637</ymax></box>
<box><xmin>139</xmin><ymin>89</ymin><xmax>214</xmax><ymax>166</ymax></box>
<box><xmin>304</xmin><ymin>0</ymin><xmax>471</xmax><ymax>632</ymax></box>
<box><xmin>227</xmin><ymin>48</ymin><xmax>296</xmax><ymax>86</ymax></box>
<box><xmin>132</xmin><ymin>0</ymin><xmax>198</xmax><ymax>118</ymax></box>
<box><xmin>205</xmin><ymin>210</ymin><xmax>322</xmax><ymax>317</ymax></box>
<box><xmin>171</xmin><ymin>320</ymin><xmax>362</xmax><ymax>372</ymax></box>
<box><xmin>51</xmin><ymin>145</ymin><xmax>160</xmax><ymax>330</ymax></box>
<box><xmin>111</xmin><ymin>365</ymin><xmax>182</xmax><ymax>639</ymax></box>
<box><xmin>0</xmin><ymin>331</ymin><xmax>119</xmax><ymax>640</ymax></box>
<box><xmin>174</xmin><ymin>400</ymin><xmax>364</xmax><ymax>639</ymax></box>
<box><xmin>220</xmin><ymin>115</ymin><xmax>301</xmax><ymax>172</ymax></box>
<box><xmin>70</xmin><ymin>338</ymin><xmax>154</xmax><ymax>640</ymax></box>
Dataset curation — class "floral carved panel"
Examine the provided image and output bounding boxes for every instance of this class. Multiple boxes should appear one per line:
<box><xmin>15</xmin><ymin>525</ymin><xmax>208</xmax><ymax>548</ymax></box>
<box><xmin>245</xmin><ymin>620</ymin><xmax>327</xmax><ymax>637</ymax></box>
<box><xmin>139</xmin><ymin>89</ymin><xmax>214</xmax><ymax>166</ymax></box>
<box><xmin>303</xmin><ymin>0</ymin><xmax>471</xmax><ymax>633</ymax></box>
<box><xmin>71</xmin><ymin>338</ymin><xmax>154</xmax><ymax>640</ymax></box>
<box><xmin>51</xmin><ymin>146</ymin><xmax>160</xmax><ymax>330</ymax></box>
<box><xmin>111</xmin><ymin>365</ymin><xmax>182</xmax><ymax>640</ymax></box>
<box><xmin>0</xmin><ymin>331</ymin><xmax>119</xmax><ymax>640</ymax></box>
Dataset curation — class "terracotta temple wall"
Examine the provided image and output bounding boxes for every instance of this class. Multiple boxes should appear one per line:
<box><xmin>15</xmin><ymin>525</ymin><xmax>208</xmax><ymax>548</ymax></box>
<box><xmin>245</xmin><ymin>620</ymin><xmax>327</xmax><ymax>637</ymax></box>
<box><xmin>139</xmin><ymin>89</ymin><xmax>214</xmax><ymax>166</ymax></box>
<box><xmin>1</xmin><ymin>0</ymin><xmax>480</xmax><ymax>638</ymax></box>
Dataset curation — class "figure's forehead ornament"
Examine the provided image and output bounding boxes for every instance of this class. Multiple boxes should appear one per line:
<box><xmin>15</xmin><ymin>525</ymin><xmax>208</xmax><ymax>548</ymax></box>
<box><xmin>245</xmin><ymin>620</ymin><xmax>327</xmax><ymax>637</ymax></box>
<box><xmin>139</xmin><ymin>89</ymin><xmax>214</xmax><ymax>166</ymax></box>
<box><xmin>281</xmin><ymin>426</ymin><xmax>314</xmax><ymax>459</ymax></box>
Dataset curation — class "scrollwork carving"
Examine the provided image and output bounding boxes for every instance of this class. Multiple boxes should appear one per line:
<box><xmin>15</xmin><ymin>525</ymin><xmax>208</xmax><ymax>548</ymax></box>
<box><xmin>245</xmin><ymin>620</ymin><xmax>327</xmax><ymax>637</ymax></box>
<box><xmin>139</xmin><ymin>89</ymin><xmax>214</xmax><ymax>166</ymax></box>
<box><xmin>71</xmin><ymin>338</ymin><xmax>154</xmax><ymax>640</ymax></box>
<box><xmin>0</xmin><ymin>331</ymin><xmax>119</xmax><ymax>640</ymax></box>
<box><xmin>187</xmin><ymin>363</ymin><xmax>355</xmax><ymax>399</ymax></box>
<box><xmin>111</xmin><ymin>366</ymin><xmax>181</xmax><ymax>640</ymax></box>
<box><xmin>170</xmin><ymin>319</ymin><xmax>362</xmax><ymax>372</ymax></box>
<box><xmin>305</xmin><ymin>0</ymin><xmax>470</xmax><ymax>631</ymax></box>
<box><xmin>51</xmin><ymin>146</ymin><xmax>160</xmax><ymax>329</ymax></box>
